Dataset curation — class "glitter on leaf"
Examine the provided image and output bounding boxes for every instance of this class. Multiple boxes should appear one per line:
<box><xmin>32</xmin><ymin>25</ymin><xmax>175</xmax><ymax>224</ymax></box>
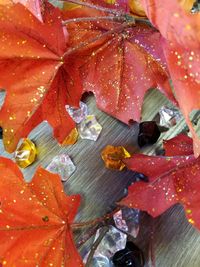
<box><xmin>14</xmin><ymin>0</ymin><xmax>43</xmax><ymax>21</ymax></box>
<box><xmin>0</xmin><ymin>157</ymin><xmax>83</xmax><ymax>266</ymax></box>
<box><xmin>141</xmin><ymin>0</ymin><xmax>200</xmax><ymax>156</ymax></box>
<box><xmin>120</xmin><ymin>134</ymin><xmax>200</xmax><ymax>230</ymax></box>
<box><xmin>0</xmin><ymin>2</ymin><xmax>82</xmax><ymax>153</ymax></box>
<box><xmin>0</xmin><ymin>0</ymin><xmax>43</xmax><ymax>21</ymax></box>
<box><xmin>63</xmin><ymin>3</ymin><xmax>176</xmax><ymax>128</ymax></box>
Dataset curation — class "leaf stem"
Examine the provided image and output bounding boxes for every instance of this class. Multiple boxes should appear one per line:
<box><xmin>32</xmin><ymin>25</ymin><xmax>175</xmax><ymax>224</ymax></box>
<box><xmin>63</xmin><ymin>0</ymin><xmax>122</xmax><ymax>15</ymax></box>
<box><xmin>63</xmin><ymin>21</ymin><xmax>136</xmax><ymax>58</ymax></box>
<box><xmin>85</xmin><ymin>226</ymin><xmax>109</xmax><ymax>267</ymax></box>
<box><xmin>62</xmin><ymin>15</ymin><xmax>126</xmax><ymax>25</ymax></box>
<box><xmin>77</xmin><ymin>226</ymin><xmax>99</xmax><ymax>248</ymax></box>
<box><xmin>72</xmin><ymin>207</ymin><xmax>119</xmax><ymax>230</ymax></box>
<box><xmin>62</xmin><ymin>14</ymin><xmax>150</xmax><ymax>26</ymax></box>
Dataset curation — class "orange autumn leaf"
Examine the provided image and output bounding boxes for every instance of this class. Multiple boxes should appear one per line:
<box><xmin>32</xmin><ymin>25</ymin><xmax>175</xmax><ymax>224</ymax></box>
<box><xmin>141</xmin><ymin>0</ymin><xmax>200</xmax><ymax>156</ymax></box>
<box><xmin>0</xmin><ymin>0</ymin><xmax>13</xmax><ymax>4</ymax></box>
<box><xmin>13</xmin><ymin>0</ymin><xmax>43</xmax><ymax>21</ymax></box>
<box><xmin>0</xmin><ymin>157</ymin><xmax>83</xmax><ymax>267</ymax></box>
<box><xmin>0</xmin><ymin>2</ymin><xmax>83</xmax><ymax>153</ymax></box>
<box><xmin>0</xmin><ymin>0</ymin><xmax>43</xmax><ymax>20</ymax></box>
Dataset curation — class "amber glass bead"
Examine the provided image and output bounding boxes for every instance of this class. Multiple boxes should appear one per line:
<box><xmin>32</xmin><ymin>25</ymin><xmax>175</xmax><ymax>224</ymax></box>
<box><xmin>62</xmin><ymin>128</ymin><xmax>79</xmax><ymax>146</ymax></box>
<box><xmin>101</xmin><ymin>145</ymin><xmax>131</xmax><ymax>171</ymax></box>
<box><xmin>14</xmin><ymin>139</ymin><xmax>37</xmax><ymax>168</ymax></box>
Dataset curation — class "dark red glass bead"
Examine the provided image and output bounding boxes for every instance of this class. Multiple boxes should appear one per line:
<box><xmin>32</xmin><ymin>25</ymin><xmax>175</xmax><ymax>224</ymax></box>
<box><xmin>112</xmin><ymin>241</ymin><xmax>144</xmax><ymax>267</ymax></box>
<box><xmin>138</xmin><ymin>121</ymin><xmax>160</xmax><ymax>147</ymax></box>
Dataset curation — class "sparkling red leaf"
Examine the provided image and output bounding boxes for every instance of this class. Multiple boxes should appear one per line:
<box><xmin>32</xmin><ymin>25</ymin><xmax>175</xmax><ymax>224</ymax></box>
<box><xmin>63</xmin><ymin>4</ymin><xmax>176</xmax><ymax>125</ymax></box>
<box><xmin>0</xmin><ymin>157</ymin><xmax>83</xmax><ymax>266</ymax></box>
<box><xmin>141</xmin><ymin>0</ymin><xmax>200</xmax><ymax>157</ymax></box>
<box><xmin>120</xmin><ymin>134</ymin><xmax>200</xmax><ymax>229</ymax></box>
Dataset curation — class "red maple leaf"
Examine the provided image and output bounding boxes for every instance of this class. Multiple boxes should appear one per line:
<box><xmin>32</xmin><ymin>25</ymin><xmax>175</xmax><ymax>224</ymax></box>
<box><xmin>63</xmin><ymin>1</ymin><xmax>176</xmax><ymax>124</ymax></box>
<box><xmin>0</xmin><ymin>157</ymin><xmax>83</xmax><ymax>267</ymax></box>
<box><xmin>120</xmin><ymin>134</ymin><xmax>200</xmax><ymax>229</ymax></box>
<box><xmin>0</xmin><ymin>2</ymin><xmax>83</xmax><ymax>153</ymax></box>
<box><xmin>140</xmin><ymin>0</ymin><xmax>200</xmax><ymax>156</ymax></box>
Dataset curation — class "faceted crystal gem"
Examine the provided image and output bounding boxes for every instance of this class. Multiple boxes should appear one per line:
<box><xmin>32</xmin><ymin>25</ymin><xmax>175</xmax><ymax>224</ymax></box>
<box><xmin>0</xmin><ymin>127</ymin><xmax>2</xmax><ymax>139</ymax></box>
<box><xmin>101</xmin><ymin>145</ymin><xmax>131</xmax><ymax>171</ymax></box>
<box><xmin>112</xmin><ymin>241</ymin><xmax>144</xmax><ymax>267</ymax></box>
<box><xmin>84</xmin><ymin>226</ymin><xmax>127</xmax><ymax>266</ymax></box>
<box><xmin>138</xmin><ymin>121</ymin><xmax>160</xmax><ymax>147</ymax></box>
<box><xmin>46</xmin><ymin>154</ymin><xmax>76</xmax><ymax>182</ymax></box>
<box><xmin>113</xmin><ymin>208</ymin><xmax>140</xmax><ymax>238</ymax></box>
<box><xmin>78</xmin><ymin>115</ymin><xmax>102</xmax><ymax>141</ymax></box>
<box><xmin>14</xmin><ymin>139</ymin><xmax>37</xmax><ymax>168</ymax></box>
<box><xmin>65</xmin><ymin>101</ymin><xmax>88</xmax><ymax>123</ymax></box>
<box><xmin>93</xmin><ymin>257</ymin><xmax>112</xmax><ymax>266</ymax></box>
<box><xmin>156</xmin><ymin>106</ymin><xmax>182</xmax><ymax>129</ymax></box>
<box><xmin>61</xmin><ymin>128</ymin><xmax>79</xmax><ymax>146</ymax></box>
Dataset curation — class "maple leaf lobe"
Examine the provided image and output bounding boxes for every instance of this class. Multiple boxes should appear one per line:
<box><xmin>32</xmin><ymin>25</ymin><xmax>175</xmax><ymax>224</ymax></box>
<box><xmin>0</xmin><ymin>157</ymin><xmax>83</xmax><ymax>267</ymax></box>
<box><xmin>141</xmin><ymin>0</ymin><xmax>200</xmax><ymax>157</ymax></box>
<box><xmin>121</xmin><ymin>134</ymin><xmax>200</xmax><ymax>230</ymax></box>
<box><xmin>0</xmin><ymin>2</ymin><xmax>82</xmax><ymax>153</ymax></box>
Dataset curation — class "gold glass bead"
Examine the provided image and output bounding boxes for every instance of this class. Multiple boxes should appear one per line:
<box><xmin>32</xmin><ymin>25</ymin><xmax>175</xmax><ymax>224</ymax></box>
<box><xmin>14</xmin><ymin>139</ymin><xmax>37</xmax><ymax>168</ymax></box>
<box><xmin>101</xmin><ymin>145</ymin><xmax>131</xmax><ymax>171</ymax></box>
<box><xmin>61</xmin><ymin>128</ymin><xmax>79</xmax><ymax>146</ymax></box>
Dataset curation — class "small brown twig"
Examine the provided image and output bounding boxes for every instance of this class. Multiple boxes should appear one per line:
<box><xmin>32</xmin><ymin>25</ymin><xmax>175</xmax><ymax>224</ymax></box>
<box><xmin>77</xmin><ymin>226</ymin><xmax>99</xmax><ymax>249</ymax></box>
<box><xmin>85</xmin><ymin>226</ymin><xmax>109</xmax><ymax>267</ymax></box>
<box><xmin>62</xmin><ymin>14</ymin><xmax>151</xmax><ymax>26</ymax></box>
<box><xmin>62</xmin><ymin>15</ymin><xmax>126</xmax><ymax>25</ymax></box>
<box><xmin>63</xmin><ymin>21</ymin><xmax>136</xmax><ymax>58</ymax></box>
<box><xmin>72</xmin><ymin>207</ymin><xmax>120</xmax><ymax>230</ymax></box>
<box><xmin>62</xmin><ymin>0</ymin><xmax>122</xmax><ymax>15</ymax></box>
